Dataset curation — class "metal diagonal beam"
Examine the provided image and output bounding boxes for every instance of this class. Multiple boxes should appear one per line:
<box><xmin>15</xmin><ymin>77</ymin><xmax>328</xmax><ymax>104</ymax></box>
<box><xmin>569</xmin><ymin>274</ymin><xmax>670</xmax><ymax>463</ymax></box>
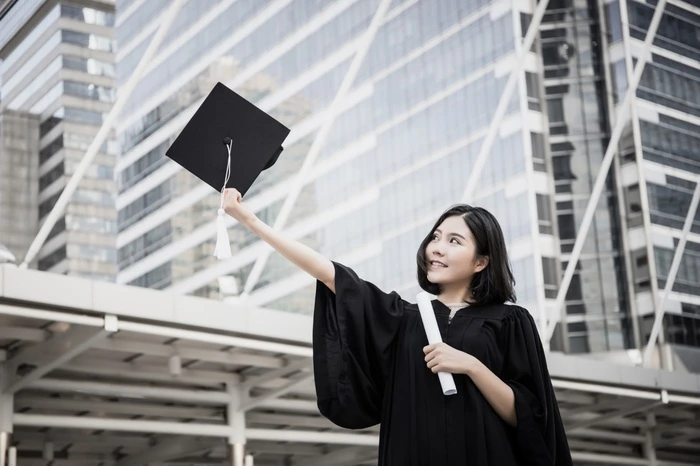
<box><xmin>0</xmin><ymin>328</ymin><xmax>49</xmax><ymax>342</ymax></box>
<box><xmin>656</xmin><ymin>430</ymin><xmax>700</xmax><ymax>448</ymax></box>
<box><xmin>28</xmin><ymin>378</ymin><xmax>231</xmax><ymax>404</ymax></box>
<box><xmin>246</xmin><ymin>412</ymin><xmax>334</xmax><ymax>429</ymax></box>
<box><xmin>3</xmin><ymin>317</ymin><xmax>117</xmax><ymax>393</ymax></box>
<box><xmin>241</xmin><ymin>0</ymin><xmax>392</xmax><ymax>295</ymax></box>
<box><xmin>240</xmin><ymin>374</ymin><xmax>313</xmax><ymax>412</ymax></box>
<box><xmin>241</xmin><ymin>358</ymin><xmax>311</xmax><ymax>390</ymax></box>
<box><xmin>92</xmin><ymin>339</ymin><xmax>285</xmax><ymax>369</ymax></box>
<box><xmin>566</xmin><ymin>400</ymin><xmax>662</xmax><ymax>432</ymax></box>
<box><xmin>544</xmin><ymin>0</ymin><xmax>669</xmax><ymax>344</ymax></box>
<box><xmin>461</xmin><ymin>0</ymin><xmax>551</xmax><ymax>203</ymax></box>
<box><xmin>642</xmin><ymin>180</ymin><xmax>700</xmax><ymax>367</ymax></box>
<box><xmin>294</xmin><ymin>446</ymin><xmax>377</xmax><ymax>466</ymax></box>
<box><xmin>14</xmin><ymin>414</ymin><xmax>379</xmax><ymax>445</ymax></box>
<box><xmin>20</xmin><ymin>0</ymin><xmax>186</xmax><ymax>268</ymax></box>
<box><xmin>15</xmin><ymin>396</ymin><xmax>222</xmax><ymax>420</ymax></box>
<box><xmin>117</xmin><ymin>437</ymin><xmax>217</xmax><ymax>466</ymax></box>
<box><xmin>564</xmin><ymin>397</ymin><xmax>625</xmax><ymax>417</ymax></box>
<box><xmin>62</xmin><ymin>358</ymin><xmax>238</xmax><ymax>386</ymax></box>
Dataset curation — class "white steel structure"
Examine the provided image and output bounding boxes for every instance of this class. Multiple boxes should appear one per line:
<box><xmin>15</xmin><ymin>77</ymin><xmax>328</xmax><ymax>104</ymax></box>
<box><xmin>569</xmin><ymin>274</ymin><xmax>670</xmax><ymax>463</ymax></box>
<box><xmin>0</xmin><ymin>264</ymin><xmax>699</xmax><ymax>465</ymax></box>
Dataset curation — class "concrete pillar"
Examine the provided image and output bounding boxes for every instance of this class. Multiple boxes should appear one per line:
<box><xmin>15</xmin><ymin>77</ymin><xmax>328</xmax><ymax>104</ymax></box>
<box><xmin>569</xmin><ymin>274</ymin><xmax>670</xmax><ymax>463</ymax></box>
<box><xmin>0</xmin><ymin>365</ymin><xmax>15</xmax><ymax>466</ymax></box>
<box><xmin>227</xmin><ymin>385</ymin><xmax>247</xmax><ymax>466</ymax></box>
<box><xmin>643</xmin><ymin>413</ymin><xmax>658</xmax><ymax>466</ymax></box>
<box><xmin>227</xmin><ymin>443</ymin><xmax>246</xmax><ymax>466</ymax></box>
<box><xmin>0</xmin><ymin>432</ymin><xmax>7</xmax><ymax>466</ymax></box>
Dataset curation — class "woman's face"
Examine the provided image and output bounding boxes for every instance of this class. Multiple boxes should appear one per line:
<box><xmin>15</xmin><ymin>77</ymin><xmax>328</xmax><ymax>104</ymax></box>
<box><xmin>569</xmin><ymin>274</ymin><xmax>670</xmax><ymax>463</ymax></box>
<box><xmin>424</xmin><ymin>215</ymin><xmax>488</xmax><ymax>292</ymax></box>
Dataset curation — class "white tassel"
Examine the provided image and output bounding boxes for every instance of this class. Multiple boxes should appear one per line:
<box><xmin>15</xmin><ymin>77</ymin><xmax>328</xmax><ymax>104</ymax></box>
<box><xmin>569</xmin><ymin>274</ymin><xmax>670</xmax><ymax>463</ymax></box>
<box><xmin>214</xmin><ymin>208</ymin><xmax>232</xmax><ymax>259</ymax></box>
<box><xmin>214</xmin><ymin>139</ymin><xmax>233</xmax><ymax>260</ymax></box>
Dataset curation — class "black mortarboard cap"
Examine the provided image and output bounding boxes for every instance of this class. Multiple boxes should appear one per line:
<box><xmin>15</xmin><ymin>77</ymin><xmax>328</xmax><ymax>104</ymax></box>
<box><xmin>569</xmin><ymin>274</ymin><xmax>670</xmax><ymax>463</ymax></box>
<box><xmin>166</xmin><ymin>82</ymin><xmax>291</xmax><ymax>196</ymax></box>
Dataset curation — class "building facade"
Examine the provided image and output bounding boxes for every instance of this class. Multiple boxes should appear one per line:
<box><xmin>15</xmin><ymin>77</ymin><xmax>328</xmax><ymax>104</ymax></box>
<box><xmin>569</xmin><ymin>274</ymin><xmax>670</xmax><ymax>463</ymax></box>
<box><xmin>602</xmin><ymin>0</ymin><xmax>700</xmax><ymax>365</ymax></box>
<box><xmin>0</xmin><ymin>108</ymin><xmax>40</xmax><ymax>264</ymax></box>
<box><xmin>115</xmin><ymin>0</ymin><xmax>700</xmax><ymax>360</ymax></box>
<box><xmin>0</xmin><ymin>0</ymin><xmax>118</xmax><ymax>280</ymax></box>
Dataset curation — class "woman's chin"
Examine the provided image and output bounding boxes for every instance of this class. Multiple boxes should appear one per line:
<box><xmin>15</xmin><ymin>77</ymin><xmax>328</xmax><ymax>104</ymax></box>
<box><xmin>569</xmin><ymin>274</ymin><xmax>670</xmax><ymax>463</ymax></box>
<box><xmin>427</xmin><ymin>270</ymin><xmax>446</xmax><ymax>284</ymax></box>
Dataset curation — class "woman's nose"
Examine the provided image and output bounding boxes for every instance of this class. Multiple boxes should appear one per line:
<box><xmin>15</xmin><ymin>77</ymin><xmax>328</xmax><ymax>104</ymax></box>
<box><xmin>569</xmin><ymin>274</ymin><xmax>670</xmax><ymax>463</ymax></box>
<box><xmin>429</xmin><ymin>243</ymin><xmax>445</xmax><ymax>256</ymax></box>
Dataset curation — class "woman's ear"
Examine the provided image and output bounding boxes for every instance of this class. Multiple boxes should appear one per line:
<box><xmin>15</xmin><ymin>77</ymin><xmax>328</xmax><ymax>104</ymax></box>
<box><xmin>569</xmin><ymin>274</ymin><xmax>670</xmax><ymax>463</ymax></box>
<box><xmin>475</xmin><ymin>255</ymin><xmax>489</xmax><ymax>273</ymax></box>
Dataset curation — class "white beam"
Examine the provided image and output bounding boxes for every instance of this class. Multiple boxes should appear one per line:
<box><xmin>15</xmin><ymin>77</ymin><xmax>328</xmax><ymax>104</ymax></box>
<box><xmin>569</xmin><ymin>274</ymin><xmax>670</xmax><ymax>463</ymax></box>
<box><xmin>552</xmin><ymin>379</ymin><xmax>663</xmax><ymax>400</ymax></box>
<box><xmin>569</xmin><ymin>428</ymin><xmax>645</xmax><ymax>443</ymax></box>
<box><xmin>21</xmin><ymin>0</ymin><xmax>187</xmax><ymax>268</ymax></box>
<box><xmin>246</xmin><ymin>412</ymin><xmax>335</xmax><ymax>429</ymax></box>
<box><xmin>642</xmin><ymin>180</ymin><xmax>700</xmax><ymax>366</ymax></box>
<box><xmin>12</xmin><ymin>414</ymin><xmax>379</xmax><ymax>446</ymax></box>
<box><xmin>8</xmin><ymin>431</ymin><xmax>151</xmax><ymax>449</ymax></box>
<box><xmin>544</xmin><ymin>0</ymin><xmax>668</xmax><ymax>344</ymax></box>
<box><xmin>656</xmin><ymin>430</ymin><xmax>700</xmax><ymax>448</ymax></box>
<box><xmin>15</xmin><ymin>396</ymin><xmax>222</xmax><ymax>420</ymax></box>
<box><xmin>0</xmin><ymin>304</ymin><xmax>312</xmax><ymax>359</ymax></box>
<box><xmin>92</xmin><ymin>339</ymin><xmax>285</xmax><ymax>369</ymax></box>
<box><xmin>566</xmin><ymin>400</ymin><xmax>662</xmax><ymax>432</ymax></box>
<box><xmin>241</xmin><ymin>374</ymin><xmax>313</xmax><ymax>412</ymax></box>
<box><xmin>0</xmin><ymin>304</ymin><xmax>104</xmax><ymax>328</ymax></box>
<box><xmin>245</xmin><ymin>429</ymin><xmax>378</xmax><ymax>446</ymax></box>
<box><xmin>564</xmin><ymin>397</ymin><xmax>624</xmax><ymax>416</ymax></box>
<box><xmin>0</xmin><ymin>328</ymin><xmax>49</xmax><ymax>342</ymax></box>
<box><xmin>241</xmin><ymin>358</ymin><xmax>311</xmax><ymax>390</ymax></box>
<box><xmin>241</xmin><ymin>0</ymin><xmax>392</xmax><ymax>295</ymax></box>
<box><xmin>63</xmin><ymin>357</ymin><xmax>239</xmax><ymax>386</ymax></box>
<box><xmin>27</xmin><ymin>378</ymin><xmax>231</xmax><ymax>404</ymax></box>
<box><xmin>13</xmin><ymin>413</ymin><xmax>230</xmax><ymax>437</ymax></box>
<box><xmin>461</xmin><ymin>0</ymin><xmax>550</xmax><ymax>202</ymax></box>
<box><xmin>3</xmin><ymin>320</ymin><xmax>116</xmax><ymax>394</ymax></box>
<box><xmin>252</xmin><ymin>397</ymin><xmax>318</xmax><ymax>413</ymax></box>
<box><xmin>294</xmin><ymin>446</ymin><xmax>377</xmax><ymax>466</ymax></box>
<box><xmin>570</xmin><ymin>451</ymin><xmax>649</xmax><ymax>465</ymax></box>
<box><xmin>116</xmin><ymin>321</ymin><xmax>313</xmax><ymax>358</ymax></box>
<box><xmin>116</xmin><ymin>437</ymin><xmax>216</xmax><ymax>466</ymax></box>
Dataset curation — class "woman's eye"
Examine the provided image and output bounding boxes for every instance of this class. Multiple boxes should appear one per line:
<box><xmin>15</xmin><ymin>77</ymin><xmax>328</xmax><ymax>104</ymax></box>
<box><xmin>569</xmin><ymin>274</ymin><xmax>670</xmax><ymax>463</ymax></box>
<box><xmin>450</xmin><ymin>238</ymin><xmax>460</xmax><ymax>244</ymax></box>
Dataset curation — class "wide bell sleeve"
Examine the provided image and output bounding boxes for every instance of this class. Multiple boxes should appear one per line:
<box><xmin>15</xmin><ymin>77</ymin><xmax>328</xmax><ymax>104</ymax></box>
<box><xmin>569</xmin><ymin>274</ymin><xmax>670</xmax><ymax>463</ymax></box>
<box><xmin>312</xmin><ymin>261</ymin><xmax>405</xmax><ymax>429</ymax></box>
<box><xmin>501</xmin><ymin>307</ymin><xmax>573</xmax><ymax>466</ymax></box>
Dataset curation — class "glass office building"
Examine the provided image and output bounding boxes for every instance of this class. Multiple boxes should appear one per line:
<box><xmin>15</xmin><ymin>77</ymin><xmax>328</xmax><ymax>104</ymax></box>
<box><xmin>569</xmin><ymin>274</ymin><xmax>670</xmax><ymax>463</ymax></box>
<box><xmin>115</xmin><ymin>0</ymin><xmax>700</xmax><ymax>358</ymax></box>
<box><xmin>0</xmin><ymin>0</ymin><xmax>118</xmax><ymax>279</ymax></box>
<box><xmin>602</xmin><ymin>0</ymin><xmax>700</xmax><ymax>362</ymax></box>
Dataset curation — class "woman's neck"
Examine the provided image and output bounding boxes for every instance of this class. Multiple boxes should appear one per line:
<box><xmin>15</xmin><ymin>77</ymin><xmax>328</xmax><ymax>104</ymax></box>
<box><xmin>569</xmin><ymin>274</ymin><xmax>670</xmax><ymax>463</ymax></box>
<box><xmin>437</xmin><ymin>285</ymin><xmax>471</xmax><ymax>305</ymax></box>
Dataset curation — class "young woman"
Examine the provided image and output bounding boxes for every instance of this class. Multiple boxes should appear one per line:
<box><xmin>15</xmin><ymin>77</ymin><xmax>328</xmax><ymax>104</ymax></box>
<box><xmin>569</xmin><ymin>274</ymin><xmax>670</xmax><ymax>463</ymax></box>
<box><xmin>223</xmin><ymin>189</ymin><xmax>572</xmax><ymax>466</ymax></box>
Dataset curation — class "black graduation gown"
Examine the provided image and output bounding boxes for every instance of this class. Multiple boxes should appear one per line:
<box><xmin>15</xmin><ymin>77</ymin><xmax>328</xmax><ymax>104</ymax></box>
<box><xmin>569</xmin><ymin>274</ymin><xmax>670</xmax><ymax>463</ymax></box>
<box><xmin>313</xmin><ymin>262</ymin><xmax>573</xmax><ymax>466</ymax></box>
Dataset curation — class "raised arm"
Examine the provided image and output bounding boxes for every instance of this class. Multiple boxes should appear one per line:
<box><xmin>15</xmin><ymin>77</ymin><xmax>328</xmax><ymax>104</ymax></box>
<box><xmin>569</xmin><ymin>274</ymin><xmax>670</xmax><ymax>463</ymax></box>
<box><xmin>222</xmin><ymin>188</ymin><xmax>336</xmax><ymax>292</ymax></box>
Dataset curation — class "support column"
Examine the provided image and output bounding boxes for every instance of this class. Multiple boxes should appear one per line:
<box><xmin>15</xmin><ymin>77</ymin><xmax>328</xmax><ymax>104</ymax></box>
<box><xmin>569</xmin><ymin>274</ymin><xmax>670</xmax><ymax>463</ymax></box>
<box><xmin>0</xmin><ymin>363</ymin><xmax>14</xmax><ymax>466</ymax></box>
<box><xmin>0</xmin><ymin>393</ymin><xmax>13</xmax><ymax>466</ymax></box>
<box><xmin>643</xmin><ymin>413</ymin><xmax>658</xmax><ymax>466</ymax></box>
<box><xmin>227</xmin><ymin>385</ymin><xmax>247</xmax><ymax>466</ymax></box>
<box><xmin>0</xmin><ymin>432</ymin><xmax>7</xmax><ymax>466</ymax></box>
<box><xmin>6</xmin><ymin>447</ymin><xmax>14</xmax><ymax>466</ymax></box>
<box><xmin>227</xmin><ymin>444</ymin><xmax>245</xmax><ymax>466</ymax></box>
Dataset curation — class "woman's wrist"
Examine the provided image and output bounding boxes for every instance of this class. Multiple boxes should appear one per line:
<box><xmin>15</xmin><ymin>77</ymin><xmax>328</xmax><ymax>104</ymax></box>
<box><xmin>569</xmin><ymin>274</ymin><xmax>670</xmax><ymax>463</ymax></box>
<box><xmin>462</xmin><ymin>353</ymin><xmax>481</xmax><ymax>377</ymax></box>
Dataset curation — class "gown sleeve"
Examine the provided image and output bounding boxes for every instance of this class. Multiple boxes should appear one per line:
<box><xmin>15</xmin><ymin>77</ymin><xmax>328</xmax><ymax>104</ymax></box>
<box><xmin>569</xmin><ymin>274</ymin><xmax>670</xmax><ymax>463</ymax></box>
<box><xmin>312</xmin><ymin>261</ymin><xmax>404</xmax><ymax>429</ymax></box>
<box><xmin>501</xmin><ymin>307</ymin><xmax>573</xmax><ymax>466</ymax></box>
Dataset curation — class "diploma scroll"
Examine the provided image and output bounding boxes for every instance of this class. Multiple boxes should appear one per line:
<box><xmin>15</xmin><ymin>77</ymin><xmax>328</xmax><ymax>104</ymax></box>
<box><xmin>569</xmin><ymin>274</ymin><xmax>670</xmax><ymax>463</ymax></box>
<box><xmin>416</xmin><ymin>292</ymin><xmax>457</xmax><ymax>396</ymax></box>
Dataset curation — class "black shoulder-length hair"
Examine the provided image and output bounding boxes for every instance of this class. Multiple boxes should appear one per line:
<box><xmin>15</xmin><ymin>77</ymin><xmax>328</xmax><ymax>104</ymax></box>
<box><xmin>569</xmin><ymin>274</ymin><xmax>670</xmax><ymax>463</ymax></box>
<box><xmin>416</xmin><ymin>204</ymin><xmax>516</xmax><ymax>306</ymax></box>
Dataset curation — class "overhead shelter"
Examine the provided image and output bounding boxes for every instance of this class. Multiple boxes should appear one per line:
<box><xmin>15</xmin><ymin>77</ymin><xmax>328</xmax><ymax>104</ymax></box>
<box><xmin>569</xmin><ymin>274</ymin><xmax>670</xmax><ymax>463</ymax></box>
<box><xmin>0</xmin><ymin>264</ymin><xmax>698</xmax><ymax>466</ymax></box>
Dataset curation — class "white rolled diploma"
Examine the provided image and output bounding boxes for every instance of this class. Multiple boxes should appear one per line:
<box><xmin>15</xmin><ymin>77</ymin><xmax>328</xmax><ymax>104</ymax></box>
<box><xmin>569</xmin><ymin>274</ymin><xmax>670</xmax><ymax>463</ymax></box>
<box><xmin>416</xmin><ymin>291</ymin><xmax>457</xmax><ymax>396</ymax></box>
